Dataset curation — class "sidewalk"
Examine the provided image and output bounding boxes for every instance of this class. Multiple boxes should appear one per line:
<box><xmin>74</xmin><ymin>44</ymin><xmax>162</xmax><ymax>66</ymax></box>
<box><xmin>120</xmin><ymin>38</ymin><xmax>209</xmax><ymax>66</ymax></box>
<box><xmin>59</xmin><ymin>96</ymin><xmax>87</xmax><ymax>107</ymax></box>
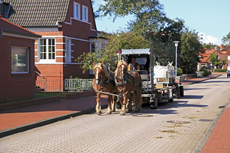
<box><xmin>0</xmin><ymin>73</ymin><xmax>228</xmax><ymax>152</ymax></box>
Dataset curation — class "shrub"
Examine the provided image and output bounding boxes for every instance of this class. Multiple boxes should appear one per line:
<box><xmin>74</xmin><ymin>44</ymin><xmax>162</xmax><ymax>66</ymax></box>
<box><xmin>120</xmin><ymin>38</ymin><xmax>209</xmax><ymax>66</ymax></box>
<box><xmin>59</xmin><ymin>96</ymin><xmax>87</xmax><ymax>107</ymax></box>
<box><xmin>214</xmin><ymin>69</ymin><xmax>227</xmax><ymax>72</ymax></box>
<box><xmin>177</xmin><ymin>67</ymin><xmax>183</xmax><ymax>76</ymax></box>
<box><xmin>200</xmin><ymin>70</ymin><xmax>210</xmax><ymax>77</ymax></box>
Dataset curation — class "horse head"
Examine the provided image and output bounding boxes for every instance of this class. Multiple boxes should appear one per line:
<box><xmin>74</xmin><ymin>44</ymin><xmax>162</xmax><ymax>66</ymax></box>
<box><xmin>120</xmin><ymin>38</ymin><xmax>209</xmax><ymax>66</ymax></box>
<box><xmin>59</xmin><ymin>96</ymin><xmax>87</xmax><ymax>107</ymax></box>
<box><xmin>93</xmin><ymin>61</ymin><xmax>110</xmax><ymax>85</ymax></box>
<box><xmin>116</xmin><ymin>60</ymin><xmax>128</xmax><ymax>82</ymax></box>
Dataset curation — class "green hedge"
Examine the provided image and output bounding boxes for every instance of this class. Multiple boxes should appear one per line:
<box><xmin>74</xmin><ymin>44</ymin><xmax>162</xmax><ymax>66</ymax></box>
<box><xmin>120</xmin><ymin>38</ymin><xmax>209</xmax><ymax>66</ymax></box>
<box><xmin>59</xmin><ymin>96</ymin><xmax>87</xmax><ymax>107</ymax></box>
<box><xmin>177</xmin><ymin>67</ymin><xmax>183</xmax><ymax>76</ymax></box>
<box><xmin>200</xmin><ymin>70</ymin><xmax>210</xmax><ymax>77</ymax></box>
<box><xmin>214</xmin><ymin>69</ymin><xmax>227</xmax><ymax>72</ymax></box>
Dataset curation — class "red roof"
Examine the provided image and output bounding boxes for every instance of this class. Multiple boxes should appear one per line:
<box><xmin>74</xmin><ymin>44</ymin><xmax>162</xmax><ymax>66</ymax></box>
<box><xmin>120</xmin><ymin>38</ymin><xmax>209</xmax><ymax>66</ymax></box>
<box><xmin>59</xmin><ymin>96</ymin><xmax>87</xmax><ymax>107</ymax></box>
<box><xmin>199</xmin><ymin>49</ymin><xmax>216</xmax><ymax>63</ymax></box>
<box><xmin>0</xmin><ymin>15</ymin><xmax>41</xmax><ymax>38</ymax></box>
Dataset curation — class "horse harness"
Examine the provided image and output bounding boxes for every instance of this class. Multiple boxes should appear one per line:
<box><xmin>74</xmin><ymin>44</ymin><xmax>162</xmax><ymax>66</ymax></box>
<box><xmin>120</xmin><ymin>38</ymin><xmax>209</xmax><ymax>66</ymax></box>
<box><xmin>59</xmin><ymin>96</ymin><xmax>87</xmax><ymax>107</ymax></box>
<box><xmin>95</xmin><ymin>67</ymin><xmax>114</xmax><ymax>92</ymax></box>
<box><xmin>115</xmin><ymin>69</ymin><xmax>137</xmax><ymax>98</ymax></box>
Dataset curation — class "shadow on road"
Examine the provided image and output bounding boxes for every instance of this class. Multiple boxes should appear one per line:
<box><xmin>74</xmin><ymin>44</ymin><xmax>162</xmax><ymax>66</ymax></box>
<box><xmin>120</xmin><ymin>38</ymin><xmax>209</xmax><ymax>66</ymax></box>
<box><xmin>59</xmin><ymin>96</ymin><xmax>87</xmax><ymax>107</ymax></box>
<box><xmin>140</xmin><ymin>97</ymin><xmax>208</xmax><ymax>115</ymax></box>
<box><xmin>199</xmin><ymin>80</ymin><xmax>230</xmax><ymax>84</ymax></box>
<box><xmin>180</xmin><ymin>95</ymin><xmax>204</xmax><ymax>99</ymax></box>
<box><xmin>184</xmin><ymin>88</ymin><xmax>209</xmax><ymax>91</ymax></box>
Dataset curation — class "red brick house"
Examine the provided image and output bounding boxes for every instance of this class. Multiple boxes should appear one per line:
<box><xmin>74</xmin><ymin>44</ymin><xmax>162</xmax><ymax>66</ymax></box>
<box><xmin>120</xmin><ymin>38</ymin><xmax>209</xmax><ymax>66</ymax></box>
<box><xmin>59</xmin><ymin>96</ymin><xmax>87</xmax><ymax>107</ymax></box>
<box><xmin>0</xmin><ymin>15</ymin><xmax>41</xmax><ymax>102</ymax></box>
<box><xmin>4</xmin><ymin>0</ymin><xmax>98</xmax><ymax>91</ymax></box>
<box><xmin>198</xmin><ymin>44</ymin><xmax>230</xmax><ymax>71</ymax></box>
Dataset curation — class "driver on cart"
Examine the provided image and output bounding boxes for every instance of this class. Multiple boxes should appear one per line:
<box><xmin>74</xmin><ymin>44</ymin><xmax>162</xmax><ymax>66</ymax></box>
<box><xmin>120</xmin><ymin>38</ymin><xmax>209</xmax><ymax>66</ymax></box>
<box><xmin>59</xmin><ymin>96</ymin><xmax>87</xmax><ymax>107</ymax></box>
<box><xmin>128</xmin><ymin>57</ymin><xmax>140</xmax><ymax>71</ymax></box>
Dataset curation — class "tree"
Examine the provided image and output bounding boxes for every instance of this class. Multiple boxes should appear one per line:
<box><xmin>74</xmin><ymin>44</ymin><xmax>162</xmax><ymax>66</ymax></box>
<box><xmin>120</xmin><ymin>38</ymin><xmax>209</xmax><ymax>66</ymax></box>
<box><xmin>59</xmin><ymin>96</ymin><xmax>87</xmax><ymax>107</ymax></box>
<box><xmin>180</xmin><ymin>28</ymin><xmax>204</xmax><ymax>74</ymax></box>
<box><xmin>76</xmin><ymin>31</ymin><xmax>148</xmax><ymax>73</ymax></box>
<box><xmin>96</xmin><ymin>0</ymin><xmax>185</xmax><ymax>66</ymax></box>
<box><xmin>209</xmin><ymin>53</ymin><xmax>227</xmax><ymax>69</ymax></box>
<box><xmin>97</xmin><ymin>0</ymin><xmax>167</xmax><ymax>35</ymax></box>
<box><xmin>209</xmin><ymin>52</ymin><xmax>220</xmax><ymax>69</ymax></box>
<box><xmin>202</xmin><ymin>42</ymin><xmax>217</xmax><ymax>49</ymax></box>
<box><xmin>222</xmin><ymin>32</ymin><xmax>230</xmax><ymax>45</ymax></box>
<box><xmin>148</xmin><ymin>18</ymin><xmax>184</xmax><ymax>65</ymax></box>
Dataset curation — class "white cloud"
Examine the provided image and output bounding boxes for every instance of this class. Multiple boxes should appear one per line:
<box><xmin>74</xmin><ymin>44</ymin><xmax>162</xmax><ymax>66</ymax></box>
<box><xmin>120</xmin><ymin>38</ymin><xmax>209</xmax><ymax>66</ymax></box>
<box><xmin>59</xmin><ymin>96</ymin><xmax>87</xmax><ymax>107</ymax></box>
<box><xmin>94</xmin><ymin>0</ymin><xmax>106</xmax><ymax>5</ymax></box>
<box><xmin>199</xmin><ymin>32</ymin><xmax>222</xmax><ymax>45</ymax></box>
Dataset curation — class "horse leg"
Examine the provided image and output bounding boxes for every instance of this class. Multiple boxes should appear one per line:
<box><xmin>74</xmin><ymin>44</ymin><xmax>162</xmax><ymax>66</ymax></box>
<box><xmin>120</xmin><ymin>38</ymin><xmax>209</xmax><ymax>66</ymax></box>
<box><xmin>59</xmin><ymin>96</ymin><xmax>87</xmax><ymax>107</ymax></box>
<box><xmin>135</xmin><ymin>90</ymin><xmax>142</xmax><ymax>112</ymax></box>
<box><xmin>96</xmin><ymin>92</ymin><xmax>102</xmax><ymax>115</ymax></box>
<box><xmin>107</xmin><ymin>95</ymin><xmax>113</xmax><ymax>114</ymax></box>
<box><xmin>127</xmin><ymin>94</ymin><xmax>133</xmax><ymax>113</ymax></box>
<box><xmin>120</xmin><ymin>96</ymin><xmax>127</xmax><ymax>115</ymax></box>
<box><xmin>111</xmin><ymin>96</ymin><xmax>116</xmax><ymax>112</ymax></box>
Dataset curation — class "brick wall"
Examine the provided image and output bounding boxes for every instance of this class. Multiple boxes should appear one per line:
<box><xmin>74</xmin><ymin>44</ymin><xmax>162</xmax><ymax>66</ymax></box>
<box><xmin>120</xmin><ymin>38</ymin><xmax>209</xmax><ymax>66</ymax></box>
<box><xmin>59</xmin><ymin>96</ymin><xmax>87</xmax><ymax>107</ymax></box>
<box><xmin>0</xmin><ymin>35</ymin><xmax>36</xmax><ymax>103</ymax></box>
<box><xmin>34</xmin><ymin>0</ymin><xmax>97</xmax><ymax>84</ymax></box>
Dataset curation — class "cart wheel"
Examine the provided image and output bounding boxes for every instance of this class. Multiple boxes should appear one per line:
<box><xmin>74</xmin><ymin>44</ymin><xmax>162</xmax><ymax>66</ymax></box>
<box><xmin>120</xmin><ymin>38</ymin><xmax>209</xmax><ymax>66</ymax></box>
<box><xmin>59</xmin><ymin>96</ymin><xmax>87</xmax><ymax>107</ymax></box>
<box><xmin>116</xmin><ymin>101</ymin><xmax>121</xmax><ymax>109</ymax></box>
<box><xmin>168</xmin><ymin>89</ymin><xmax>173</xmax><ymax>102</ymax></box>
<box><xmin>176</xmin><ymin>87</ymin><xmax>180</xmax><ymax>99</ymax></box>
<box><xmin>180</xmin><ymin>86</ymin><xmax>184</xmax><ymax>97</ymax></box>
<box><xmin>169</xmin><ymin>96</ymin><xmax>173</xmax><ymax>102</ymax></box>
<box><xmin>150</xmin><ymin>97</ymin><xmax>158</xmax><ymax>109</ymax></box>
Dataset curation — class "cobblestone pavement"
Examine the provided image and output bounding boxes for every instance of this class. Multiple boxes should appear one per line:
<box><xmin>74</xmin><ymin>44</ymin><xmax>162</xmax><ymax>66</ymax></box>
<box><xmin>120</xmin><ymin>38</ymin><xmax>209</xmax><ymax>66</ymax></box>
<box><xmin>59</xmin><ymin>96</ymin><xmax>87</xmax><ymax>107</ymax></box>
<box><xmin>0</xmin><ymin>75</ymin><xmax>230</xmax><ymax>153</ymax></box>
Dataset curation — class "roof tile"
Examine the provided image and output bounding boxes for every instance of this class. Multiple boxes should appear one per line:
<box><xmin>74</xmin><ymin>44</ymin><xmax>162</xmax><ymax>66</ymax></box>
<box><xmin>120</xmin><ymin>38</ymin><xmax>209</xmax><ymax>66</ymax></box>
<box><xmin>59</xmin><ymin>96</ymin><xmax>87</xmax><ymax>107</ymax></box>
<box><xmin>3</xmin><ymin>0</ymin><xmax>70</xmax><ymax>27</ymax></box>
<box><xmin>0</xmin><ymin>15</ymin><xmax>41</xmax><ymax>37</ymax></box>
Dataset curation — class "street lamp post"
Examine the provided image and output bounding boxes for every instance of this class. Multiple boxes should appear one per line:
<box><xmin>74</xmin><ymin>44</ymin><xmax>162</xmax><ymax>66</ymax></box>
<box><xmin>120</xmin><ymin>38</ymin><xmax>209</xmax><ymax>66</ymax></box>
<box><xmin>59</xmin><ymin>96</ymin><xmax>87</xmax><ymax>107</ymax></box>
<box><xmin>174</xmin><ymin>41</ymin><xmax>180</xmax><ymax>77</ymax></box>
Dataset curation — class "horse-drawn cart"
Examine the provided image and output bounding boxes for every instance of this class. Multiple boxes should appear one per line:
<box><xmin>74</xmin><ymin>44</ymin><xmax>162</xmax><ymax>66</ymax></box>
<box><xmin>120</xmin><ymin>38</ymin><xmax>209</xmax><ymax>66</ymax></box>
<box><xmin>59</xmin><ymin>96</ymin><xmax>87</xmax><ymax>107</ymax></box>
<box><xmin>116</xmin><ymin>48</ymin><xmax>184</xmax><ymax>109</ymax></box>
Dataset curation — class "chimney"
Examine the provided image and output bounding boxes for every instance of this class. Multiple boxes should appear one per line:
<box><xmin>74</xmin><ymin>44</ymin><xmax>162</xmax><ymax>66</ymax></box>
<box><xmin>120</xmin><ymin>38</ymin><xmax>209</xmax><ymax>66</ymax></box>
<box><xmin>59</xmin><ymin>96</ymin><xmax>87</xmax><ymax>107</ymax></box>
<box><xmin>220</xmin><ymin>44</ymin><xmax>224</xmax><ymax>50</ymax></box>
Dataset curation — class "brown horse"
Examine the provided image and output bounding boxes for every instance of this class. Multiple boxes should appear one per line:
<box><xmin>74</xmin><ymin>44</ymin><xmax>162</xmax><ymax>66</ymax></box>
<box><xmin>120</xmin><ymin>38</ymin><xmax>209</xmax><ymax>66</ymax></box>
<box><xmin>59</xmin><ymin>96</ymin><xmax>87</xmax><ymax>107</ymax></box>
<box><xmin>115</xmin><ymin>60</ymin><xmax>143</xmax><ymax>115</ymax></box>
<box><xmin>93</xmin><ymin>62</ymin><xmax>117</xmax><ymax>115</ymax></box>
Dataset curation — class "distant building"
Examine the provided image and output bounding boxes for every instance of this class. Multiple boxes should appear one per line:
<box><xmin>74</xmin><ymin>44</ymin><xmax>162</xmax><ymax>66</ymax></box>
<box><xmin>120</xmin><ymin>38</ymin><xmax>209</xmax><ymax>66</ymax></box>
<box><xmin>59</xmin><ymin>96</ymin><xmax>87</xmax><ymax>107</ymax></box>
<box><xmin>197</xmin><ymin>44</ymin><xmax>230</xmax><ymax>71</ymax></box>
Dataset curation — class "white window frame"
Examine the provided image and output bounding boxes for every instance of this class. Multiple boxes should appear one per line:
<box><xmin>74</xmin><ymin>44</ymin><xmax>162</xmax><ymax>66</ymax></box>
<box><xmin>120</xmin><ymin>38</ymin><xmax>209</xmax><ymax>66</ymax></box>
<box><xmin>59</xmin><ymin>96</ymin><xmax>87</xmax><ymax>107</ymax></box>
<box><xmin>82</xmin><ymin>5</ymin><xmax>88</xmax><ymax>22</ymax></box>
<box><xmin>65</xmin><ymin>39</ymin><xmax>71</xmax><ymax>63</ymax></box>
<box><xmin>39</xmin><ymin>38</ymin><xmax>56</xmax><ymax>63</ymax></box>
<box><xmin>74</xmin><ymin>2</ymin><xmax>80</xmax><ymax>20</ymax></box>
<box><xmin>11</xmin><ymin>46</ymin><xmax>29</xmax><ymax>74</ymax></box>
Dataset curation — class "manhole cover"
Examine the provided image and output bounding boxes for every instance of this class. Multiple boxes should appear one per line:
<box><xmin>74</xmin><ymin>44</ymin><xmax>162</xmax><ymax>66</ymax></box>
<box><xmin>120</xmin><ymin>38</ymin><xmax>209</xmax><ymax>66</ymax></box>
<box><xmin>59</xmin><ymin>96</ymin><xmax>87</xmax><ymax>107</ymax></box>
<box><xmin>219</xmin><ymin>106</ymin><xmax>225</xmax><ymax>108</ymax></box>
<box><xmin>199</xmin><ymin>119</ymin><xmax>214</xmax><ymax>122</ymax></box>
<box><xmin>166</xmin><ymin>120</ymin><xmax>191</xmax><ymax>124</ymax></box>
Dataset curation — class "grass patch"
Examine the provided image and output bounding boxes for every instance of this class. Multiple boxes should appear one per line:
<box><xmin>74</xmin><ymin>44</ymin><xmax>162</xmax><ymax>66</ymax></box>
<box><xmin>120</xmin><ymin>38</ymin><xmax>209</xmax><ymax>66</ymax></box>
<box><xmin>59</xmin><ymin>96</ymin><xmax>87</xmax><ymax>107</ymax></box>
<box><xmin>35</xmin><ymin>92</ymin><xmax>77</xmax><ymax>99</ymax></box>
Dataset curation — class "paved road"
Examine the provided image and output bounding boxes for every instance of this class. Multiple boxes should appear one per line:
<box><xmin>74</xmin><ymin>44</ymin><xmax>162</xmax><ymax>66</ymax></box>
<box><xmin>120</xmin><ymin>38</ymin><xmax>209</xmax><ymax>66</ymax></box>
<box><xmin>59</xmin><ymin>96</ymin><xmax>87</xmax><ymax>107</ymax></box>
<box><xmin>0</xmin><ymin>75</ymin><xmax>230</xmax><ymax>153</ymax></box>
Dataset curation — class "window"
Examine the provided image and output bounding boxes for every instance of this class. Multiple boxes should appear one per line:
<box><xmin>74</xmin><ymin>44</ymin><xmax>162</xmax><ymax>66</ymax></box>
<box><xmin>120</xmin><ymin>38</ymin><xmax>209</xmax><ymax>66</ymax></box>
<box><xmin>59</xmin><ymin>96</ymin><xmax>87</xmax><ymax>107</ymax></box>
<box><xmin>11</xmin><ymin>47</ymin><xmax>29</xmax><ymax>73</ymax></box>
<box><xmin>40</xmin><ymin>38</ymin><xmax>55</xmax><ymax>61</ymax></box>
<box><xmin>90</xmin><ymin>42</ymin><xmax>95</xmax><ymax>53</ymax></box>
<box><xmin>65</xmin><ymin>39</ymin><xmax>71</xmax><ymax>63</ymax></box>
<box><xmin>74</xmin><ymin>2</ymin><xmax>80</xmax><ymax>20</ymax></box>
<box><xmin>82</xmin><ymin>5</ymin><xmax>88</xmax><ymax>22</ymax></box>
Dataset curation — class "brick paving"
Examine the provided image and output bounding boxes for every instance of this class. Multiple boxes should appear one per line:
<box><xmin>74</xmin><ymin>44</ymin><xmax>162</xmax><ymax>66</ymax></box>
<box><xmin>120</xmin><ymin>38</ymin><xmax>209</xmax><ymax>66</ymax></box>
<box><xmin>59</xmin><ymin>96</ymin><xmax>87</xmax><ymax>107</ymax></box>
<box><xmin>0</xmin><ymin>73</ymin><xmax>229</xmax><ymax>153</ymax></box>
<box><xmin>201</xmin><ymin>106</ymin><xmax>230</xmax><ymax>153</ymax></box>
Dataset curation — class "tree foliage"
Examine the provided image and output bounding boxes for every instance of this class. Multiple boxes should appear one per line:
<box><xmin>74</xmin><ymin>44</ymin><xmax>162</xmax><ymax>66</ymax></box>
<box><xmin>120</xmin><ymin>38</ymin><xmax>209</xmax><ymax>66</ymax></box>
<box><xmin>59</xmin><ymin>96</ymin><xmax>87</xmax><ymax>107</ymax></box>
<box><xmin>202</xmin><ymin>42</ymin><xmax>217</xmax><ymax>49</ymax></box>
<box><xmin>97</xmin><ymin>0</ymin><xmax>167</xmax><ymax>34</ymax></box>
<box><xmin>76</xmin><ymin>31</ymin><xmax>148</xmax><ymax>73</ymax></box>
<box><xmin>96</xmin><ymin>0</ymin><xmax>185</xmax><ymax>66</ymax></box>
<box><xmin>147</xmin><ymin>18</ymin><xmax>184</xmax><ymax>65</ymax></box>
<box><xmin>180</xmin><ymin>28</ymin><xmax>204</xmax><ymax>74</ymax></box>
<box><xmin>209</xmin><ymin>53</ymin><xmax>227</xmax><ymax>69</ymax></box>
<box><xmin>222</xmin><ymin>32</ymin><xmax>230</xmax><ymax>45</ymax></box>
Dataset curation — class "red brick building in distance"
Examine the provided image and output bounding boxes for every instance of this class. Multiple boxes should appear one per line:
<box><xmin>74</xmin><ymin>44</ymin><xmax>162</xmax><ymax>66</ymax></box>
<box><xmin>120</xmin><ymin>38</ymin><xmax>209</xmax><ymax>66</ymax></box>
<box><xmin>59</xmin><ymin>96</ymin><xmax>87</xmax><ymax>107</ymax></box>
<box><xmin>4</xmin><ymin>0</ymin><xmax>98</xmax><ymax>91</ymax></box>
<box><xmin>197</xmin><ymin>44</ymin><xmax>230</xmax><ymax>71</ymax></box>
<box><xmin>0</xmin><ymin>15</ymin><xmax>41</xmax><ymax>102</ymax></box>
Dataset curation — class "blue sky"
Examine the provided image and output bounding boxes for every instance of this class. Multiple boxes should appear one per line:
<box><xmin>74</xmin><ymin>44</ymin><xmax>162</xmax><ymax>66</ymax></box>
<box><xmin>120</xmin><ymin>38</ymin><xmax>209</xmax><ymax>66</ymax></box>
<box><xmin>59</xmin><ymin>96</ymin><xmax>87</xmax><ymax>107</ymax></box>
<box><xmin>93</xmin><ymin>0</ymin><xmax>230</xmax><ymax>45</ymax></box>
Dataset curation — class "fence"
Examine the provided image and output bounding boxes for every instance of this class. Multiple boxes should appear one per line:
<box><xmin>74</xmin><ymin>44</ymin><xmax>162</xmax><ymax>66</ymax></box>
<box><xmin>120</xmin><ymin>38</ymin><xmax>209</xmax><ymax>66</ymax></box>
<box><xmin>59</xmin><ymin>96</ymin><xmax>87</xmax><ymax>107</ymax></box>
<box><xmin>35</xmin><ymin>79</ymin><xmax>93</xmax><ymax>92</ymax></box>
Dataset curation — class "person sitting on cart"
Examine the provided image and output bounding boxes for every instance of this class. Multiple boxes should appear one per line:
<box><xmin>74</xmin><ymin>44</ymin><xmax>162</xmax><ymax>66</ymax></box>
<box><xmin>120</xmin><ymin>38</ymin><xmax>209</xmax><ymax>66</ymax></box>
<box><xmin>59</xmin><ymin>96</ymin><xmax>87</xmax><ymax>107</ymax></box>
<box><xmin>128</xmin><ymin>57</ymin><xmax>140</xmax><ymax>71</ymax></box>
